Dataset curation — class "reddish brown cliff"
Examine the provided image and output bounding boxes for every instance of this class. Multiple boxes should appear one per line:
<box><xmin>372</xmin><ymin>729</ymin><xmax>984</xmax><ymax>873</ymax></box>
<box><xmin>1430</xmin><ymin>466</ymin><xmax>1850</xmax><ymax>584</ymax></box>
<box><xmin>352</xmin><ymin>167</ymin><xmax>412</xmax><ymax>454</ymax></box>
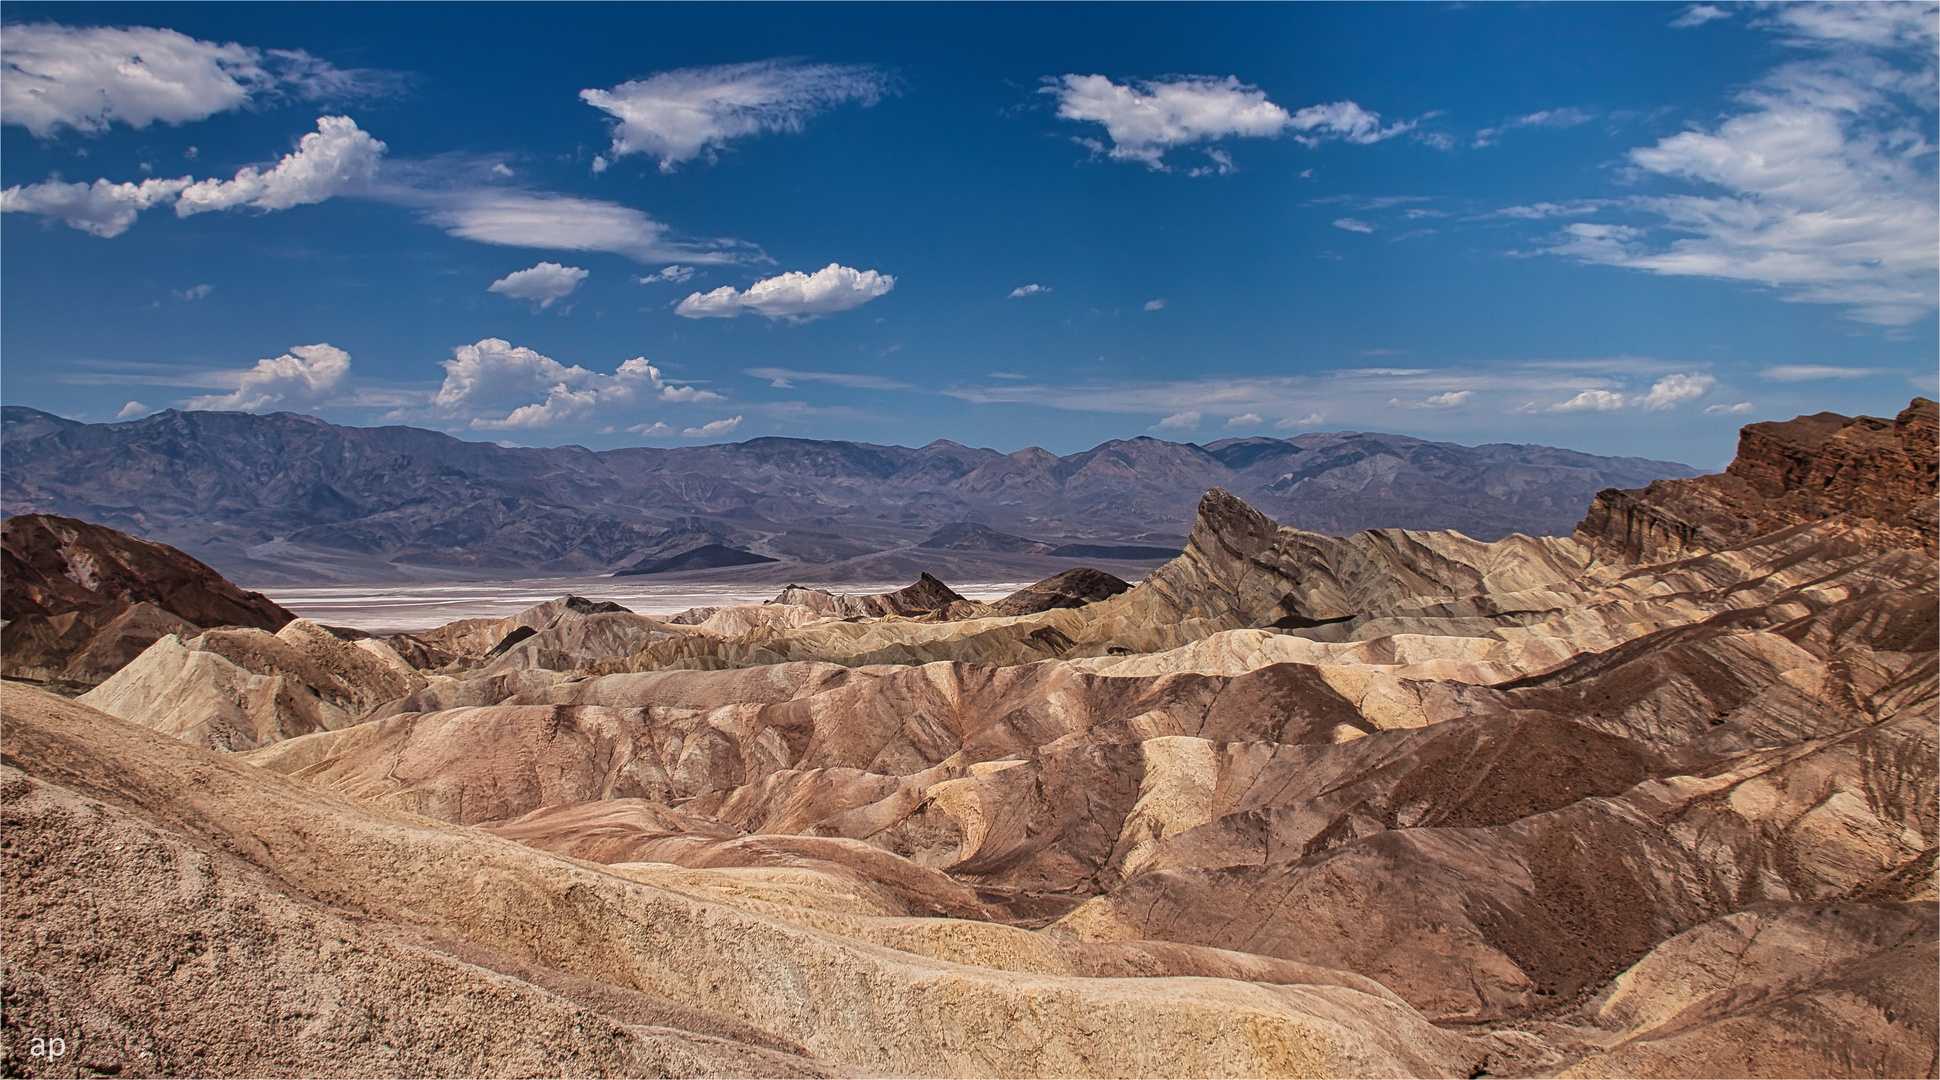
<box><xmin>1577</xmin><ymin>397</ymin><xmax>1937</xmax><ymax>563</ymax></box>
<box><xmin>2</xmin><ymin>514</ymin><xmax>294</xmax><ymax>687</ymax></box>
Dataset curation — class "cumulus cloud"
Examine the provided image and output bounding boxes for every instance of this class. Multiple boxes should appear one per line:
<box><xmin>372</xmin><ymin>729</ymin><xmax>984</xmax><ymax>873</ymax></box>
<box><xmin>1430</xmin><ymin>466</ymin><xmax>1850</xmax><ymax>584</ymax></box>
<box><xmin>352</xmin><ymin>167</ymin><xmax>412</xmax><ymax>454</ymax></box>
<box><xmin>1705</xmin><ymin>401</ymin><xmax>1757</xmax><ymax>414</ymax></box>
<box><xmin>682</xmin><ymin>416</ymin><xmax>744</xmax><ymax>438</ymax></box>
<box><xmin>628</xmin><ymin>421</ymin><xmax>674</xmax><ymax>436</ymax></box>
<box><xmin>3</xmin><ymin>114</ymin><xmax>382</xmax><ymax>235</ymax></box>
<box><xmin>1540</xmin><ymin>16</ymin><xmax>1939</xmax><ymax>325</ymax></box>
<box><xmin>1143</xmin><ymin>298</ymin><xmax>1166</xmax><ymax>310</ymax></box>
<box><xmin>1761</xmin><ymin>363</ymin><xmax>1882</xmax><ymax>380</ymax></box>
<box><xmin>184</xmin><ymin>343</ymin><xmax>351</xmax><ymax>411</ymax></box>
<box><xmin>1540</xmin><ymin>389</ymin><xmax>1629</xmax><ymax>413</ymax></box>
<box><xmin>1045</xmin><ymin>75</ymin><xmax>1404</xmax><ymax>170</ymax></box>
<box><xmin>1048</xmin><ymin>74</ymin><xmax>1292</xmax><ymax>170</ymax></box>
<box><xmin>1008</xmin><ymin>283</ymin><xmax>1050</xmax><ymax>298</ymax></box>
<box><xmin>174</xmin><ymin>115</ymin><xmax>384</xmax><ymax>215</ymax></box>
<box><xmin>1286</xmin><ymin>100</ymin><xmax>1415</xmax><ymax>146</ymax></box>
<box><xmin>115</xmin><ymin>401</ymin><xmax>152</xmax><ymax>420</ymax></box>
<box><xmin>638</xmin><ymin>265</ymin><xmax>696</xmax><ymax>284</ymax></box>
<box><xmin>581</xmin><ymin>60</ymin><xmax>890</xmax><ymax>172</ymax></box>
<box><xmin>0</xmin><ymin>176</ymin><xmax>190</xmax><ymax>237</ymax></box>
<box><xmin>1225</xmin><ymin>413</ymin><xmax>1263</xmax><ymax>428</ymax></box>
<box><xmin>174</xmin><ymin>283</ymin><xmax>213</xmax><ymax>300</ymax></box>
<box><xmin>426</xmin><ymin>338</ymin><xmax>721</xmax><ymax>430</ymax></box>
<box><xmin>1153</xmin><ymin>410</ymin><xmax>1201</xmax><ymax>430</ymax></box>
<box><xmin>1276</xmin><ymin>411</ymin><xmax>1328</xmax><ymax>429</ymax></box>
<box><xmin>676</xmin><ymin>263</ymin><xmax>893</xmax><ymax>320</ymax></box>
<box><xmin>1389</xmin><ymin>390</ymin><xmax>1472</xmax><ymax>410</ymax></box>
<box><xmin>1640</xmin><ymin>373</ymin><xmax>1716</xmax><ymax>410</ymax></box>
<box><xmin>487</xmin><ymin>262</ymin><xmax>588</xmax><ymax>309</ymax></box>
<box><xmin>1671</xmin><ymin>4</ymin><xmax>1732</xmax><ymax>28</ymax></box>
<box><xmin>1333</xmin><ymin>217</ymin><xmax>1375</xmax><ymax>233</ymax></box>
<box><xmin>0</xmin><ymin>22</ymin><xmax>396</xmax><ymax>138</ymax></box>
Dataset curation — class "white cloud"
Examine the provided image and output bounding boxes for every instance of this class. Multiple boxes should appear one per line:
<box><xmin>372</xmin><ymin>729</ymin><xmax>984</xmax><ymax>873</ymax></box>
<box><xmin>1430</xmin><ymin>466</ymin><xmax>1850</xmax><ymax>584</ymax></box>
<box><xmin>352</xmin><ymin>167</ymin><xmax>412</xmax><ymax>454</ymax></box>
<box><xmin>425</xmin><ymin>338</ymin><xmax>721</xmax><ymax>430</ymax></box>
<box><xmin>676</xmin><ymin>263</ymin><xmax>893</xmax><ymax>320</ymax></box>
<box><xmin>1276</xmin><ymin>411</ymin><xmax>1328</xmax><ymax>429</ymax></box>
<box><xmin>581</xmin><ymin>60</ymin><xmax>889</xmax><ymax>172</ymax></box>
<box><xmin>1540</xmin><ymin>23</ymin><xmax>1939</xmax><ymax>325</ymax></box>
<box><xmin>1287</xmin><ymin>100</ymin><xmax>1415</xmax><ymax>146</ymax></box>
<box><xmin>174</xmin><ymin>283</ymin><xmax>213</xmax><ymax>300</ymax></box>
<box><xmin>1671</xmin><ymin>5</ymin><xmax>1732</xmax><ymax>28</ymax></box>
<box><xmin>0</xmin><ymin>23</ymin><xmax>394</xmax><ymax>138</ymax></box>
<box><xmin>1640</xmin><ymin>373</ymin><xmax>1716</xmax><ymax>410</ymax></box>
<box><xmin>3</xmin><ymin>114</ymin><xmax>382</xmax><ymax>235</ymax></box>
<box><xmin>1491</xmin><ymin>199</ymin><xmax>1619</xmax><ymax>220</ymax></box>
<box><xmin>1046</xmin><ymin>74</ymin><xmax>1297</xmax><ymax>170</ymax></box>
<box><xmin>1225</xmin><ymin>413</ymin><xmax>1263</xmax><ymax>428</ymax></box>
<box><xmin>1008</xmin><ymin>283</ymin><xmax>1050</xmax><ymax>298</ymax></box>
<box><xmin>743</xmin><ymin>367</ymin><xmax>911</xmax><ymax>390</ymax></box>
<box><xmin>184</xmin><ymin>343</ymin><xmax>351</xmax><ymax>411</ymax></box>
<box><xmin>0</xmin><ymin>176</ymin><xmax>190</xmax><ymax>237</ymax></box>
<box><xmin>638</xmin><ymin>265</ymin><xmax>696</xmax><ymax>284</ymax></box>
<box><xmin>115</xmin><ymin>401</ymin><xmax>151</xmax><ymax>420</ymax></box>
<box><xmin>173</xmin><ymin>115</ymin><xmax>385</xmax><ymax>215</ymax></box>
<box><xmin>682</xmin><ymin>416</ymin><xmax>744</xmax><ymax>438</ymax></box>
<box><xmin>1333</xmin><ymin>217</ymin><xmax>1375</xmax><ymax>233</ymax></box>
<box><xmin>1541</xmin><ymin>389</ymin><xmax>1629</xmax><ymax>413</ymax></box>
<box><xmin>487</xmin><ymin>262</ymin><xmax>588</xmax><ymax>309</ymax></box>
<box><xmin>412</xmin><ymin>188</ymin><xmax>751</xmax><ymax>264</ymax></box>
<box><xmin>1761</xmin><ymin>363</ymin><xmax>1883</xmax><ymax>380</ymax></box>
<box><xmin>1143</xmin><ymin>298</ymin><xmax>1166</xmax><ymax>310</ymax></box>
<box><xmin>1389</xmin><ymin>390</ymin><xmax>1473</xmax><ymax>410</ymax></box>
<box><xmin>1473</xmin><ymin>107</ymin><xmax>1596</xmax><ymax>148</ymax></box>
<box><xmin>628</xmin><ymin>421</ymin><xmax>674</xmax><ymax>437</ymax></box>
<box><xmin>1705</xmin><ymin>401</ymin><xmax>1757</xmax><ymax>414</ymax></box>
<box><xmin>1153</xmin><ymin>409</ymin><xmax>1201</xmax><ymax>430</ymax></box>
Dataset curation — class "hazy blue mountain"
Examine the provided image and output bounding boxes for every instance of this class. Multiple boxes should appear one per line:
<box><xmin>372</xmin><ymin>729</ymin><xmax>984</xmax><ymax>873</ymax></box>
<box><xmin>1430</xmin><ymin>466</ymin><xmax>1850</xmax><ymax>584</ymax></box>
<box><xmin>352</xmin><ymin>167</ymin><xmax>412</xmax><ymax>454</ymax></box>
<box><xmin>1</xmin><ymin>407</ymin><xmax>1699</xmax><ymax>584</ymax></box>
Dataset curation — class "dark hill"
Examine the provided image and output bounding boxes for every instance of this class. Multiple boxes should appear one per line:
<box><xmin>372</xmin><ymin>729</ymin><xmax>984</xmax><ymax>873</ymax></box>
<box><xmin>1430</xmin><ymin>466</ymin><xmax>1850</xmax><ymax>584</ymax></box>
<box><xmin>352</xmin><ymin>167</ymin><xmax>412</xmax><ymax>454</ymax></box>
<box><xmin>617</xmin><ymin>544</ymin><xmax>779</xmax><ymax>576</ymax></box>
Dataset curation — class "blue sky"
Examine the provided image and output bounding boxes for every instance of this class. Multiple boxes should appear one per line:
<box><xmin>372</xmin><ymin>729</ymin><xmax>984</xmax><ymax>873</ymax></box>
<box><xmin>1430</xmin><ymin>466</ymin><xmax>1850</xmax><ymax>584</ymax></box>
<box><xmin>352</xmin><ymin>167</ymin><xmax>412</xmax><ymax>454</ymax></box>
<box><xmin>3</xmin><ymin>2</ymin><xmax>1934</xmax><ymax>468</ymax></box>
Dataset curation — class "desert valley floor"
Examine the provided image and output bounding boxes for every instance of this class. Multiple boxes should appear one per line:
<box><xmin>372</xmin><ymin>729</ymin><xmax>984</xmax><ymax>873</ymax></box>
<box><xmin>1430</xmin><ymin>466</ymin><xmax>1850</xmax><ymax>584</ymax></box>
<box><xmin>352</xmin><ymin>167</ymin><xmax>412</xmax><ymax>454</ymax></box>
<box><xmin>2</xmin><ymin>400</ymin><xmax>1935</xmax><ymax>1078</ymax></box>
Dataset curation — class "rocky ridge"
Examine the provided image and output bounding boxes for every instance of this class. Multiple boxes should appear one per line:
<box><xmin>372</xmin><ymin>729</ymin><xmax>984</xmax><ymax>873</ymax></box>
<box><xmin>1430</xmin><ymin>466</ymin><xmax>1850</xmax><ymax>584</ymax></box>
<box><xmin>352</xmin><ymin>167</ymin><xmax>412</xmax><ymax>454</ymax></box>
<box><xmin>2</xmin><ymin>401</ymin><xmax>1933</xmax><ymax>1078</ymax></box>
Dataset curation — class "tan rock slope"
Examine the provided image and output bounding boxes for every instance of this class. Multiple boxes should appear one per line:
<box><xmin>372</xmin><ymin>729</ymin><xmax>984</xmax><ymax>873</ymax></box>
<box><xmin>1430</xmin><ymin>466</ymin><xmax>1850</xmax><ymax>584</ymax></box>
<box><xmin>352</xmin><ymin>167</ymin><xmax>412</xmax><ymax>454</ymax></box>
<box><xmin>3</xmin><ymin>400</ymin><xmax>1934</xmax><ymax>1078</ymax></box>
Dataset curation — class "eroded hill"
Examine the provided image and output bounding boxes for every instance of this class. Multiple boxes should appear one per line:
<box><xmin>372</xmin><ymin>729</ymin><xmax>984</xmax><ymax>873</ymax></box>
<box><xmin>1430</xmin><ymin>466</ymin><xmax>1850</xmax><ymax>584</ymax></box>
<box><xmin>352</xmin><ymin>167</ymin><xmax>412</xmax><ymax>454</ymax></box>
<box><xmin>2</xmin><ymin>401</ymin><xmax>1933</xmax><ymax>1079</ymax></box>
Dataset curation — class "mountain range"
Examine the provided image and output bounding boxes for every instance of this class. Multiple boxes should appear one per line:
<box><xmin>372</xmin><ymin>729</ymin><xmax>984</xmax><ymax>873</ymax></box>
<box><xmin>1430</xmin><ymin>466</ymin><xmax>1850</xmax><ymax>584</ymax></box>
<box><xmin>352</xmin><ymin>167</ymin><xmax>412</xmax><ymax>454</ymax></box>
<box><xmin>0</xmin><ymin>406</ymin><xmax>1698</xmax><ymax>585</ymax></box>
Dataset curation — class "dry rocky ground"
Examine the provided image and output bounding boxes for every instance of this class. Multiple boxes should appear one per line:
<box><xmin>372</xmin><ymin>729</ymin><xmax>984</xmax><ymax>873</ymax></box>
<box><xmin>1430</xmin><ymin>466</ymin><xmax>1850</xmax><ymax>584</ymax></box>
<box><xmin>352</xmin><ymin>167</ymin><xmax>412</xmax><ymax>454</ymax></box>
<box><xmin>3</xmin><ymin>399</ymin><xmax>1934</xmax><ymax>1078</ymax></box>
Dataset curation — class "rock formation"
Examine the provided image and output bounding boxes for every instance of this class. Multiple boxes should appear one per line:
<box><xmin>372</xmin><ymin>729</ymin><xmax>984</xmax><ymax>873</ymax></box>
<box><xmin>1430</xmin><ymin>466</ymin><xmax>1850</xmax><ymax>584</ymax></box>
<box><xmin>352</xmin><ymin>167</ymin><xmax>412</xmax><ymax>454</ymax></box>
<box><xmin>1</xmin><ymin>513</ymin><xmax>294</xmax><ymax>687</ymax></box>
<box><xmin>3</xmin><ymin>401</ymin><xmax>1932</xmax><ymax>1078</ymax></box>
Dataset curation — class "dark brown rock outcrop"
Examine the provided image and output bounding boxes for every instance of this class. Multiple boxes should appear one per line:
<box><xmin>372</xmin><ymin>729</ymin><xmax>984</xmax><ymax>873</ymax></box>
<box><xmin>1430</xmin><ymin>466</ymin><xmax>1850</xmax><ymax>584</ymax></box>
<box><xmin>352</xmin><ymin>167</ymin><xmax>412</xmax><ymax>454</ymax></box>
<box><xmin>1</xmin><ymin>514</ymin><xmax>293</xmax><ymax>687</ymax></box>
<box><xmin>986</xmin><ymin>567</ymin><xmax>1132</xmax><ymax>617</ymax></box>
<box><xmin>1578</xmin><ymin>397</ymin><xmax>1938</xmax><ymax>562</ymax></box>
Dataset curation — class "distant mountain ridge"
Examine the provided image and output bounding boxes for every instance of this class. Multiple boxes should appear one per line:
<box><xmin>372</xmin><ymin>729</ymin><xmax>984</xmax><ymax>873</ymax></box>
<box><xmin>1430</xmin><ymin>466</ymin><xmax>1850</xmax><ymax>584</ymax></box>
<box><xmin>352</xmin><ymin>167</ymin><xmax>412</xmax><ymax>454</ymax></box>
<box><xmin>0</xmin><ymin>406</ymin><xmax>1699</xmax><ymax>584</ymax></box>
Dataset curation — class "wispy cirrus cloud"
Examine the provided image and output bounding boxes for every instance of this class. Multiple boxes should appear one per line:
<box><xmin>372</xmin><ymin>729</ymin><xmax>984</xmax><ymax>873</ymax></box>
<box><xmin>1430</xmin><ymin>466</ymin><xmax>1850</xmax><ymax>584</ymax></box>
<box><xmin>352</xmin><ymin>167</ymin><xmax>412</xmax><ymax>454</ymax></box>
<box><xmin>1473</xmin><ymin>106</ymin><xmax>1596</xmax><ymax>148</ymax></box>
<box><xmin>581</xmin><ymin>60</ymin><xmax>891</xmax><ymax>172</ymax></box>
<box><xmin>1535</xmin><ymin>7</ymin><xmax>1939</xmax><ymax>325</ymax></box>
<box><xmin>744</xmin><ymin>367</ymin><xmax>912</xmax><ymax>390</ymax></box>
